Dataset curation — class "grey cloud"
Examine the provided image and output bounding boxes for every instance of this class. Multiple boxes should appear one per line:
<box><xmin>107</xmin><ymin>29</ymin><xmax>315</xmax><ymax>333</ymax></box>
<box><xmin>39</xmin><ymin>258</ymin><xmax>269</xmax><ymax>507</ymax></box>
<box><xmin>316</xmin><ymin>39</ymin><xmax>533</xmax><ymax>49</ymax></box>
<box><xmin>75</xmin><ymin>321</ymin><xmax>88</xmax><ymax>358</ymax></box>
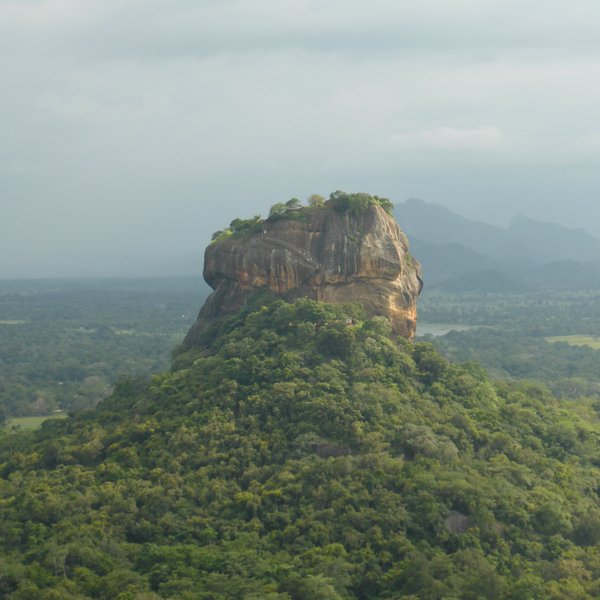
<box><xmin>4</xmin><ymin>1</ymin><xmax>600</xmax><ymax>61</ymax></box>
<box><xmin>3</xmin><ymin>0</ymin><xmax>600</xmax><ymax>277</ymax></box>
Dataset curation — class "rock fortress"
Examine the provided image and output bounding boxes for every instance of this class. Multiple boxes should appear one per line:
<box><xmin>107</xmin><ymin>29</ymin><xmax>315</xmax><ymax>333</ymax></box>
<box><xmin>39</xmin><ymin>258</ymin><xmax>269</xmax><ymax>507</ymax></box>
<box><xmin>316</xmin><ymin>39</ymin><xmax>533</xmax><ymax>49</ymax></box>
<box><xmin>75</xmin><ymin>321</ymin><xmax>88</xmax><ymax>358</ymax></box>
<box><xmin>184</xmin><ymin>192</ymin><xmax>422</xmax><ymax>347</ymax></box>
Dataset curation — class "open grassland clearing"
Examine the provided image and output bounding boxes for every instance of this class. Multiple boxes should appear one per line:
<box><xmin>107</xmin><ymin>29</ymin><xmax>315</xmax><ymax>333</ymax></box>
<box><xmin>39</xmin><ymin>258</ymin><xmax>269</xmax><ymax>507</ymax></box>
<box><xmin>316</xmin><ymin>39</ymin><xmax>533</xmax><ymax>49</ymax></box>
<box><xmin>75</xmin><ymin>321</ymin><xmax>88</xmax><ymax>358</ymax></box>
<box><xmin>546</xmin><ymin>335</ymin><xmax>600</xmax><ymax>349</ymax></box>
<box><xmin>4</xmin><ymin>413</ymin><xmax>68</xmax><ymax>430</ymax></box>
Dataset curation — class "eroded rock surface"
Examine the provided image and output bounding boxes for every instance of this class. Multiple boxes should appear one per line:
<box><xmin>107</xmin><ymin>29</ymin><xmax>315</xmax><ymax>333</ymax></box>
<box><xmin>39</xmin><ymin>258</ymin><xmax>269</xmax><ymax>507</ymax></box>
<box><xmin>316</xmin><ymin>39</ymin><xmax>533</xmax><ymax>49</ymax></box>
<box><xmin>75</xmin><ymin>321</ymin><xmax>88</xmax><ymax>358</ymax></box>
<box><xmin>184</xmin><ymin>204</ymin><xmax>422</xmax><ymax>346</ymax></box>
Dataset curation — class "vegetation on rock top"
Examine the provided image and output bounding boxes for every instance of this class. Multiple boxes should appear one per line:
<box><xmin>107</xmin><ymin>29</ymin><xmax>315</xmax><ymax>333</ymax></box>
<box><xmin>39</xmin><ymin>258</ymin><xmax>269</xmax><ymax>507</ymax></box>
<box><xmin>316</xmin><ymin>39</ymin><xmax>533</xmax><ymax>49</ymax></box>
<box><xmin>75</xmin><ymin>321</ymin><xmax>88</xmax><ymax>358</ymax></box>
<box><xmin>211</xmin><ymin>191</ymin><xmax>394</xmax><ymax>243</ymax></box>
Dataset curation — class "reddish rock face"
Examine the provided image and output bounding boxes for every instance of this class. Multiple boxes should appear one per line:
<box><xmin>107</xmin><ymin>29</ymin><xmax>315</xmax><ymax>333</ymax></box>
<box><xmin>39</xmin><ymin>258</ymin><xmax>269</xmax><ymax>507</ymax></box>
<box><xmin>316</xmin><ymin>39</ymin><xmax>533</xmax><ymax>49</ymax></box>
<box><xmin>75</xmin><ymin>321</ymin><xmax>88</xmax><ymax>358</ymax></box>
<box><xmin>184</xmin><ymin>204</ymin><xmax>422</xmax><ymax>346</ymax></box>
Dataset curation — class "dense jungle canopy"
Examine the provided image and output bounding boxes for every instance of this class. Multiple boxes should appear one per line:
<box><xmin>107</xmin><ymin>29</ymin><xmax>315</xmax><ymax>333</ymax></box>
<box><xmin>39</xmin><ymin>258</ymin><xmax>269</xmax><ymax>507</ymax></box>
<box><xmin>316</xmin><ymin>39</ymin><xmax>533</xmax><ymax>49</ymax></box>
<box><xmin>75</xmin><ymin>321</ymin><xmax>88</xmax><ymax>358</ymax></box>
<box><xmin>2</xmin><ymin>297</ymin><xmax>600</xmax><ymax>598</ymax></box>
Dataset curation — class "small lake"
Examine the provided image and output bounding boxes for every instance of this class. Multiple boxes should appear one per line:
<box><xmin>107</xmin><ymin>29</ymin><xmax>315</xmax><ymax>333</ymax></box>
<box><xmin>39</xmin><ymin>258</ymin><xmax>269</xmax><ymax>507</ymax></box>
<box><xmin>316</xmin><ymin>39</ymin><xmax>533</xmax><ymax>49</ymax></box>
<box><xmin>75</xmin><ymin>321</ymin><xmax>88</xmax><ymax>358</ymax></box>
<box><xmin>416</xmin><ymin>323</ymin><xmax>472</xmax><ymax>338</ymax></box>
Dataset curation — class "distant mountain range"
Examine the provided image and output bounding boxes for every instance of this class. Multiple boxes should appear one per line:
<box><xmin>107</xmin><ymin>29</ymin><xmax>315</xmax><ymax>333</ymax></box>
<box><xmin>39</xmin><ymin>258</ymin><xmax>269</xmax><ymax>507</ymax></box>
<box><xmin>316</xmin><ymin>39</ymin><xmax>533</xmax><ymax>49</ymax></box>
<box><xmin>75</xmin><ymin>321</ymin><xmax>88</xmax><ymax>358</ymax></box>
<box><xmin>395</xmin><ymin>199</ymin><xmax>600</xmax><ymax>291</ymax></box>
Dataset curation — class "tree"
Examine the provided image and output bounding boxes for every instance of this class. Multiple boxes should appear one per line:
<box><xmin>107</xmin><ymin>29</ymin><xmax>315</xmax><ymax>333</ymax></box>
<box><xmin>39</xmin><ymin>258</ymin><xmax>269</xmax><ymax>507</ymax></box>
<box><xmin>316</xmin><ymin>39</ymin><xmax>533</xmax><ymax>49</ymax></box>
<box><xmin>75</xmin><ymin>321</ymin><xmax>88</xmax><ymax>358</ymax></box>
<box><xmin>285</xmin><ymin>198</ymin><xmax>302</xmax><ymax>211</ymax></box>
<box><xmin>268</xmin><ymin>203</ymin><xmax>287</xmax><ymax>219</ymax></box>
<box><xmin>374</xmin><ymin>195</ymin><xmax>394</xmax><ymax>214</ymax></box>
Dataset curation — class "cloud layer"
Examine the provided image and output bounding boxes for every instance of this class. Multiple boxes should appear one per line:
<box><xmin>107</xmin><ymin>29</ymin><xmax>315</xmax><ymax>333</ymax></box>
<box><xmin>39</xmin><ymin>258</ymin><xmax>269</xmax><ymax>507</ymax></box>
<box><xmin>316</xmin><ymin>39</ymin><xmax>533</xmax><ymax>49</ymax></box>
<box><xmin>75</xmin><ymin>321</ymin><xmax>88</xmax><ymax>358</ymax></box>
<box><xmin>3</xmin><ymin>0</ymin><xmax>600</xmax><ymax>276</ymax></box>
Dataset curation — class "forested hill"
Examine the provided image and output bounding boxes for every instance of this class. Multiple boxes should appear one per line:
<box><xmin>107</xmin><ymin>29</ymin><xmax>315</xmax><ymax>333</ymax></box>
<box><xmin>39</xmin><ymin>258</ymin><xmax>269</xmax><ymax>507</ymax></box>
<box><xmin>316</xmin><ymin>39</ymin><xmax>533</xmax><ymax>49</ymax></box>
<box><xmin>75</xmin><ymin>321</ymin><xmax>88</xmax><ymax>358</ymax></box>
<box><xmin>3</xmin><ymin>297</ymin><xmax>600</xmax><ymax>598</ymax></box>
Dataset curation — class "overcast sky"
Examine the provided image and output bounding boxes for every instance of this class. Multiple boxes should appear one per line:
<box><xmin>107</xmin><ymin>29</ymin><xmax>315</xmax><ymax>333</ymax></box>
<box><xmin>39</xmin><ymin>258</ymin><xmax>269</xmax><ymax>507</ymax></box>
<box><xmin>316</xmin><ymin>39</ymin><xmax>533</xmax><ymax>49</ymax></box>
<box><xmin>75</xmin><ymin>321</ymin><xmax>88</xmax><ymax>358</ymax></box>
<box><xmin>3</xmin><ymin>0</ymin><xmax>600</xmax><ymax>277</ymax></box>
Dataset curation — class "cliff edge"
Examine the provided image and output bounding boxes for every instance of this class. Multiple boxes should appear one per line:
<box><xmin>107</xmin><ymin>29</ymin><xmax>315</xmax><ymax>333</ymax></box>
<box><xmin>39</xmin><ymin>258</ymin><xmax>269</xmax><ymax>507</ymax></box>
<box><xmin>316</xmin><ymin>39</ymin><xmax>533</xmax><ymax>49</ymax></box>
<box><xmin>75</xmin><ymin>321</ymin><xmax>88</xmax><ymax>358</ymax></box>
<box><xmin>184</xmin><ymin>194</ymin><xmax>422</xmax><ymax>346</ymax></box>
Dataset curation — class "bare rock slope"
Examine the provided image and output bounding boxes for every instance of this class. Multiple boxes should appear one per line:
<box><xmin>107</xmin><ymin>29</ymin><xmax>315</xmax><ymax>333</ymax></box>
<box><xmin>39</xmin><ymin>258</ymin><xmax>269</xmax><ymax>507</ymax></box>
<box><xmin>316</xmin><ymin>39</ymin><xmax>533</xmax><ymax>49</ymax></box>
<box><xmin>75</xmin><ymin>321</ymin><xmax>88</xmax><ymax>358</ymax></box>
<box><xmin>184</xmin><ymin>202</ymin><xmax>422</xmax><ymax>346</ymax></box>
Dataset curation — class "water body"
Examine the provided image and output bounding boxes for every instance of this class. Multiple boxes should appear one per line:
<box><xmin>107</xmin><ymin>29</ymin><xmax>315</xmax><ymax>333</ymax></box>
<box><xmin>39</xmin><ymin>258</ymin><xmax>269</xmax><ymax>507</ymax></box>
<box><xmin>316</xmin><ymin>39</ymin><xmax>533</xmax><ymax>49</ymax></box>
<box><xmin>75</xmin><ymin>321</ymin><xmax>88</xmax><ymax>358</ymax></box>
<box><xmin>416</xmin><ymin>323</ymin><xmax>472</xmax><ymax>338</ymax></box>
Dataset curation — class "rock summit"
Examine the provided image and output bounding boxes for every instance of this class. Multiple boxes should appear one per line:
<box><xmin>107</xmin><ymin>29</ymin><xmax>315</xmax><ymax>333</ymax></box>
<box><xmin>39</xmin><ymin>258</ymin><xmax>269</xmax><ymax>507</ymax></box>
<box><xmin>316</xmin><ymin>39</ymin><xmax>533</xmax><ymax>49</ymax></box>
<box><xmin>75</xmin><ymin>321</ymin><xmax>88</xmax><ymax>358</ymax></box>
<box><xmin>184</xmin><ymin>193</ymin><xmax>422</xmax><ymax>346</ymax></box>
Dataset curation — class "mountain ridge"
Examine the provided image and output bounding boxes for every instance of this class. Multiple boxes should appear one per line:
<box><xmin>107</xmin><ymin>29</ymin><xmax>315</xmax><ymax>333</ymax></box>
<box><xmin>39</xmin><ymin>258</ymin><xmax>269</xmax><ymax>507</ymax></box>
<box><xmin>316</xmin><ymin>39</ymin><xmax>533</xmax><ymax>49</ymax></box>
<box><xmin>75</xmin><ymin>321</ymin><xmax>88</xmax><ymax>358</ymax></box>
<box><xmin>395</xmin><ymin>198</ymin><xmax>600</xmax><ymax>264</ymax></box>
<box><xmin>395</xmin><ymin>199</ymin><xmax>600</xmax><ymax>289</ymax></box>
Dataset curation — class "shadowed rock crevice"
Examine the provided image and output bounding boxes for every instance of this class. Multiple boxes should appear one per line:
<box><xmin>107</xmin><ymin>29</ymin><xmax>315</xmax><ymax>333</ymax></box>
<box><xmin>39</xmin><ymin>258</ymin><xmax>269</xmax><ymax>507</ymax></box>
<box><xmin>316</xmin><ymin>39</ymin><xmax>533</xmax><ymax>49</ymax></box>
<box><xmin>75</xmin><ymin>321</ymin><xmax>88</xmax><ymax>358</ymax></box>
<box><xmin>184</xmin><ymin>202</ymin><xmax>422</xmax><ymax>347</ymax></box>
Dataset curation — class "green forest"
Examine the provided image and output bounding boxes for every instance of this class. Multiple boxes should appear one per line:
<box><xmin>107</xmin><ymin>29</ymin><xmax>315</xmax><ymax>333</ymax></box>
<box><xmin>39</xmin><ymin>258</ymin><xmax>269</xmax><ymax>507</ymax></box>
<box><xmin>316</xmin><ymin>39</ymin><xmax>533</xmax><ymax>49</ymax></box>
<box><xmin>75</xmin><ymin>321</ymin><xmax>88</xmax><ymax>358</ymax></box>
<box><xmin>419</xmin><ymin>289</ymin><xmax>600</xmax><ymax>398</ymax></box>
<box><xmin>0</xmin><ymin>278</ymin><xmax>205</xmax><ymax>421</ymax></box>
<box><xmin>3</xmin><ymin>296</ymin><xmax>600</xmax><ymax>598</ymax></box>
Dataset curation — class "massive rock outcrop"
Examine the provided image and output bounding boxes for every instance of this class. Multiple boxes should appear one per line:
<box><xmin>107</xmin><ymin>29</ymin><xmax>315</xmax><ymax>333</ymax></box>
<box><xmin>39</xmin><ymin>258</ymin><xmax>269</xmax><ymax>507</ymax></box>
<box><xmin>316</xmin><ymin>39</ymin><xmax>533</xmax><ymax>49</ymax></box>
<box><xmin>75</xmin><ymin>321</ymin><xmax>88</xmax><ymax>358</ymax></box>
<box><xmin>184</xmin><ymin>202</ymin><xmax>422</xmax><ymax>347</ymax></box>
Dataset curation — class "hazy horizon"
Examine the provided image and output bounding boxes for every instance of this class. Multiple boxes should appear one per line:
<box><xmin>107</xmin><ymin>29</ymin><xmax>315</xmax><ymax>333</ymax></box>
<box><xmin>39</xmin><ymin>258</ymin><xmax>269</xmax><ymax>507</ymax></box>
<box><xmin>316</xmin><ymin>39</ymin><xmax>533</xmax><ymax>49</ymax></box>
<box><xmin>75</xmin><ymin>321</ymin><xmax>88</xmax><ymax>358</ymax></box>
<box><xmin>3</xmin><ymin>1</ymin><xmax>600</xmax><ymax>278</ymax></box>
<box><xmin>2</xmin><ymin>197</ymin><xmax>598</xmax><ymax>280</ymax></box>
